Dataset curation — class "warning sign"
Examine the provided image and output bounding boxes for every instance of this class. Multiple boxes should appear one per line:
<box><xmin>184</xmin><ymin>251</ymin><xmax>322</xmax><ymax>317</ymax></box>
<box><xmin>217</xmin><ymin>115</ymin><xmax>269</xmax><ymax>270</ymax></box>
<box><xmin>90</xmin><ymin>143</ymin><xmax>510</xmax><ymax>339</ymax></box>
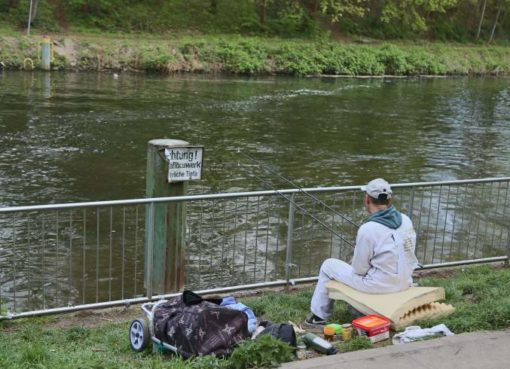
<box><xmin>165</xmin><ymin>146</ymin><xmax>204</xmax><ymax>182</ymax></box>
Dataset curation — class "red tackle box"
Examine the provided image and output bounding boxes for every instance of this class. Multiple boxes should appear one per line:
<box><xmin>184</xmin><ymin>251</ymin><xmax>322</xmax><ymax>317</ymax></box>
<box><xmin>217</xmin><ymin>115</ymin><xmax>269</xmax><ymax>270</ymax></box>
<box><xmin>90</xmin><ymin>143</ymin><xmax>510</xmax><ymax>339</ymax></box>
<box><xmin>352</xmin><ymin>315</ymin><xmax>391</xmax><ymax>343</ymax></box>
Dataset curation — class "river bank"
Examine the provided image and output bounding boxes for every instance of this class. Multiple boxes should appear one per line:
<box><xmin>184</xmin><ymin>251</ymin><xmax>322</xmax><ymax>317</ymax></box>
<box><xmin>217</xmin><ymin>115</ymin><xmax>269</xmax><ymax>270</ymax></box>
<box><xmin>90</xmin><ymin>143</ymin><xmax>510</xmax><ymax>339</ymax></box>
<box><xmin>1</xmin><ymin>265</ymin><xmax>510</xmax><ymax>369</ymax></box>
<box><xmin>1</xmin><ymin>33</ymin><xmax>510</xmax><ymax>76</ymax></box>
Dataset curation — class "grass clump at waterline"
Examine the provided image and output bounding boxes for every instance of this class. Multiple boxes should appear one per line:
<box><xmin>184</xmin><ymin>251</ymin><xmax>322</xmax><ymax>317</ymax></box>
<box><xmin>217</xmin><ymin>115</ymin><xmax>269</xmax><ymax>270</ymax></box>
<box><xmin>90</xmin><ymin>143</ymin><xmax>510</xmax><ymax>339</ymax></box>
<box><xmin>1</xmin><ymin>264</ymin><xmax>510</xmax><ymax>369</ymax></box>
<box><xmin>1</xmin><ymin>33</ymin><xmax>510</xmax><ymax>76</ymax></box>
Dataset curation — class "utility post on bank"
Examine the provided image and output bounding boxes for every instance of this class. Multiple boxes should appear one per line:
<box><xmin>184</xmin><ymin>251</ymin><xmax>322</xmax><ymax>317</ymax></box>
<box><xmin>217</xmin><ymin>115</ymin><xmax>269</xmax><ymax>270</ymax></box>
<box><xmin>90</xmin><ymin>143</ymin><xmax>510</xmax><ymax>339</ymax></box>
<box><xmin>145</xmin><ymin>139</ymin><xmax>204</xmax><ymax>297</ymax></box>
<box><xmin>40</xmin><ymin>36</ymin><xmax>51</xmax><ymax>71</ymax></box>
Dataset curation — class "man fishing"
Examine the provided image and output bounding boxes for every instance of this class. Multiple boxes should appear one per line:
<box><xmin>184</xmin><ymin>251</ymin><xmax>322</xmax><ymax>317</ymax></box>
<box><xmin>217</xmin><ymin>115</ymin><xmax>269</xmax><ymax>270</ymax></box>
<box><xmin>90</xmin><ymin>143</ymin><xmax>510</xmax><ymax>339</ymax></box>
<box><xmin>306</xmin><ymin>178</ymin><xmax>419</xmax><ymax>325</ymax></box>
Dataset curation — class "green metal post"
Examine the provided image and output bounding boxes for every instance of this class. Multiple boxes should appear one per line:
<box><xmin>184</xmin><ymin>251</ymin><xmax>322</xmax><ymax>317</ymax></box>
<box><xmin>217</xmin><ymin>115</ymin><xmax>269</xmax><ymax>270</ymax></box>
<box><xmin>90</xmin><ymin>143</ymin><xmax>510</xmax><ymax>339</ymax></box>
<box><xmin>145</xmin><ymin>139</ymin><xmax>188</xmax><ymax>295</ymax></box>
<box><xmin>41</xmin><ymin>36</ymin><xmax>51</xmax><ymax>71</ymax></box>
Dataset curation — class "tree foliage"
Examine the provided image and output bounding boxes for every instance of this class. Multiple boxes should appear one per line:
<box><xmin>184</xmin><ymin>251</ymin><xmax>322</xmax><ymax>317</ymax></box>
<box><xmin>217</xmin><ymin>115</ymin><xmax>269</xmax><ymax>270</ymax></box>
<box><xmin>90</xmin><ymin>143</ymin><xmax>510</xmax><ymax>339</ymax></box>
<box><xmin>380</xmin><ymin>0</ymin><xmax>459</xmax><ymax>32</ymax></box>
<box><xmin>0</xmin><ymin>0</ymin><xmax>508</xmax><ymax>41</ymax></box>
<box><xmin>319</xmin><ymin>0</ymin><xmax>366</xmax><ymax>22</ymax></box>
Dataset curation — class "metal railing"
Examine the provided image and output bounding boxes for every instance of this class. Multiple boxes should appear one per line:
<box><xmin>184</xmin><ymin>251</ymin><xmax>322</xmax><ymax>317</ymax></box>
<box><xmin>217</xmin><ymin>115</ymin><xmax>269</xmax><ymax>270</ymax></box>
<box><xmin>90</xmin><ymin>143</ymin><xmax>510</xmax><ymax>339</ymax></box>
<box><xmin>1</xmin><ymin>177</ymin><xmax>509</xmax><ymax>319</ymax></box>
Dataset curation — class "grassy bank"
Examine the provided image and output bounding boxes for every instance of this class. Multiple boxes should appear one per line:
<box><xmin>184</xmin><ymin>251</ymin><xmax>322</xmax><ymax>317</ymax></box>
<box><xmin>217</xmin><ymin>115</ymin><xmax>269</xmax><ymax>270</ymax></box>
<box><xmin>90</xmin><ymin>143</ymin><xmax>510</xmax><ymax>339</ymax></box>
<box><xmin>1</xmin><ymin>265</ymin><xmax>510</xmax><ymax>369</ymax></box>
<box><xmin>1</xmin><ymin>33</ymin><xmax>510</xmax><ymax>76</ymax></box>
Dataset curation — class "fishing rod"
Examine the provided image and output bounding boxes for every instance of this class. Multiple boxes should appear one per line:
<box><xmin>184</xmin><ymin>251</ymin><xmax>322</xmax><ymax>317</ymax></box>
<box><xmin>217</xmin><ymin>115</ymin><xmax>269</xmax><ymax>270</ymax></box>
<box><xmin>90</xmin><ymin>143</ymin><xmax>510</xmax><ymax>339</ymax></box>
<box><xmin>251</xmin><ymin>169</ymin><xmax>356</xmax><ymax>248</ymax></box>
<box><xmin>234</xmin><ymin>149</ymin><xmax>360</xmax><ymax>248</ymax></box>
<box><xmin>236</xmin><ymin>148</ymin><xmax>361</xmax><ymax>229</ymax></box>
<box><xmin>234</xmin><ymin>149</ymin><xmax>425</xmax><ymax>268</ymax></box>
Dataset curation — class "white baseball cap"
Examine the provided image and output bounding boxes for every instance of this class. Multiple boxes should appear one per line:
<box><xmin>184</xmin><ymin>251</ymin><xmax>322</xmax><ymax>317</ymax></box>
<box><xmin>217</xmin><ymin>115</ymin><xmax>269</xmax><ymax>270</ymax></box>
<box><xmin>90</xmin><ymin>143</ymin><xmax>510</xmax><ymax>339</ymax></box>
<box><xmin>361</xmin><ymin>178</ymin><xmax>392</xmax><ymax>199</ymax></box>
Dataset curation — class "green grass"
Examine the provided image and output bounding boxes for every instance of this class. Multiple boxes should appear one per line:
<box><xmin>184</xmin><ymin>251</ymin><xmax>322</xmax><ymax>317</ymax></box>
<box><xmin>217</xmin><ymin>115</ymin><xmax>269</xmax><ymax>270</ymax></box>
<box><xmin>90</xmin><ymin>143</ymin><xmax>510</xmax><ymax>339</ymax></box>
<box><xmin>416</xmin><ymin>265</ymin><xmax>510</xmax><ymax>332</ymax></box>
<box><xmin>1</xmin><ymin>31</ymin><xmax>510</xmax><ymax>76</ymax></box>
<box><xmin>0</xmin><ymin>23</ymin><xmax>19</xmax><ymax>36</ymax></box>
<box><xmin>1</xmin><ymin>265</ymin><xmax>510</xmax><ymax>369</ymax></box>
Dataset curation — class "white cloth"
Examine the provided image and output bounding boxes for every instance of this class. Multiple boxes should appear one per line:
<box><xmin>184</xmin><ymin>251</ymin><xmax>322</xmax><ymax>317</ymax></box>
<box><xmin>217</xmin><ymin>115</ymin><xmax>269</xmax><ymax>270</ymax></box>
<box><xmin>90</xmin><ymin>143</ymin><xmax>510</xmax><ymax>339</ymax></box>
<box><xmin>392</xmin><ymin>324</ymin><xmax>454</xmax><ymax>344</ymax></box>
<box><xmin>310</xmin><ymin>214</ymin><xmax>417</xmax><ymax>320</ymax></box>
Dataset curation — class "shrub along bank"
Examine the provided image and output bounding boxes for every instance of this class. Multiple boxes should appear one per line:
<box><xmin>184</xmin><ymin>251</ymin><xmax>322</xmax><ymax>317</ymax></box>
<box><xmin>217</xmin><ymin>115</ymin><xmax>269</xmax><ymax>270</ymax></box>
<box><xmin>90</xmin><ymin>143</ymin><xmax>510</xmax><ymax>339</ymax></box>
<box><xmin>1</xmin><ymin>34</ymin><xmax>510</xmax><ymax>76</ymax></box>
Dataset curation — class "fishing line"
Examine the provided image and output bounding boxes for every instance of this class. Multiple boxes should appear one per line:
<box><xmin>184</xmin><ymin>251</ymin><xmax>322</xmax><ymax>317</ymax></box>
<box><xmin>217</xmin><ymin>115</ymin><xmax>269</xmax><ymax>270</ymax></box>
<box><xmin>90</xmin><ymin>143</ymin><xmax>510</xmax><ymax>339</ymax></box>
<box><xmin>236</xmin><ymin>148</ymin><xmax>360</xmax><ymax>228</ymax></box>
<box><xmin>250</xmin><ymin>168</ymin><xmax>356</xmax><ymax>248</ymax></box>
<box><xmin>234</xmin><ymin>149</ymin><xmax>422</xmax><ymax>267</ymax></box>
<box><xmin>234</xmin><ymin>149</ymin><xmax>359</xmax><ymax>248</ymax></box>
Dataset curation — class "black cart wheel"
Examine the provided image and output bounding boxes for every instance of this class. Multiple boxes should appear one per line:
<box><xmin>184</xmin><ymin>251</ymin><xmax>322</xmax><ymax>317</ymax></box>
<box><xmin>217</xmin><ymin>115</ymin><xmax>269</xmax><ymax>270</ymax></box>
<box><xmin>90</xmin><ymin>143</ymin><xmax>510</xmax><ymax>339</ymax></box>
<box><xmin>129</xmin><ymin>319</ymin><xmax>150</xmax><ymax>352</ymax></box>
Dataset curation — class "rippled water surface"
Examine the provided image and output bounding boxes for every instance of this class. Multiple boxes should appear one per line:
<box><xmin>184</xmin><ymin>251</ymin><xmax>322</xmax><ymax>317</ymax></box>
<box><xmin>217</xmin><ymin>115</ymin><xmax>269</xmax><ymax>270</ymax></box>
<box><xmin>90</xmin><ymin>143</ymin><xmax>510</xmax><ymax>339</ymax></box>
<box><xmin>1</xmin><ymin>72</ymin><xmax>510</xmax><ymax>312</ymax></box>
<box><xmin>1</xmin><ymin>72</ymin><xmax>509</xmax><ymax>206</ymax></box>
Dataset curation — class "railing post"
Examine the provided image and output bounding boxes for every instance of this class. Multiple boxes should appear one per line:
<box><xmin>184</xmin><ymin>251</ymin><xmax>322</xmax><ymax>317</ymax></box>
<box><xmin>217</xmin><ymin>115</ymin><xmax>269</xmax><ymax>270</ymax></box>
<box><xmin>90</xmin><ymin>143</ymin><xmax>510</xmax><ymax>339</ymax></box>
<box><xmin>506</xmin><ymin>226</ymin><xmax>510</xmax><ymax>267</ymax></box>
<box><xmin>146</xmin><ymin>202</ymin><xmax>155</xmax><ymax>300</ymax></box>
<box><xmin>409</xmin><ymin>187</ymin><xmax>415</xmax><ymax>220</ymax></box>
<box><xmin>285</xmin><ymin>193</ymin><xmax>296</xmax><ymax>286</ymax></box>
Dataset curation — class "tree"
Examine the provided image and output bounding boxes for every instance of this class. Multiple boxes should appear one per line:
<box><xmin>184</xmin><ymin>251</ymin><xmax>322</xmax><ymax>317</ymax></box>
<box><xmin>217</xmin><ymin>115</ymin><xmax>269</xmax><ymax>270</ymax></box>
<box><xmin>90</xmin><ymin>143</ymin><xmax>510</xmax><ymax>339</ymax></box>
<box><xmin>210</xmin><ymin>0</ymin><xmax>218</xmax><ymax>14</ymax></box>
<box><xmin>257</xmin><ymin>0</ymin><xmax>271</xmax><ymax>24</ymax></box>
<box><xmin>488</xmin><ymin>0</ymin><xmax>506</xmax><ymax>42</ymax></box>
<box><xmin>29</xmin><ymin>0</ymin><xmax>39</xmax><ymax>23</ymax></box>
<box><xmin>477</xmin><ymin>0</ymin><xmax>488</xmax><ymax>39</ymax></box>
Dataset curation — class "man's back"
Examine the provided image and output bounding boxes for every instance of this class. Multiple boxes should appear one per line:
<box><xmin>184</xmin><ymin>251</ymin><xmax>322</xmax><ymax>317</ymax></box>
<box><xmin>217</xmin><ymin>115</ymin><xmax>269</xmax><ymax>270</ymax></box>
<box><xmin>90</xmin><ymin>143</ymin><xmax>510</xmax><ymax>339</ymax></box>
<box><xmin>351</xmin><ymin>211</ymin><xmax>417</xmax><ymax>293</ymax></box>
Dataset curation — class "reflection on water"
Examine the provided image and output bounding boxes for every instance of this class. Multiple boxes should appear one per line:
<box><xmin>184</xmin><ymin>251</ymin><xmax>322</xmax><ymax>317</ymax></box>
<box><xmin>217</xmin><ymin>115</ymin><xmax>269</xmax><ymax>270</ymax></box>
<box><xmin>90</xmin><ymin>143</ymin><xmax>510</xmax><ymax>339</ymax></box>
<box><xmin>1</xmin><ymin>72</ymin><xmax>509</xmax><ymax>313</ymax></box>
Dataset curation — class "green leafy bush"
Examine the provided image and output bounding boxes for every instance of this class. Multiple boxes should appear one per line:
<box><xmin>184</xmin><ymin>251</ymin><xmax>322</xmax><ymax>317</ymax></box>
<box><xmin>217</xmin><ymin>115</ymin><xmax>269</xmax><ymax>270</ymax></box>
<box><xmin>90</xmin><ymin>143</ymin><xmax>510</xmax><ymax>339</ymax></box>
<box><xmin>217</xmin><ymin>39</ymin><xmax>268</xmax><ymax>74</ymax></box>
<box><xmin>376</xmin><ymin>44</ymin><xmax>411</xmax><ymax>75</ymax></box>
<box><xmin>227</xmin><ymin>335</ymin><xmax>294</xmax><ymax>369</ymax></box>
<box><xmin>333</xmin><ymin>46</ymin><xmax>385</xmax><ymax>76</ymax></box>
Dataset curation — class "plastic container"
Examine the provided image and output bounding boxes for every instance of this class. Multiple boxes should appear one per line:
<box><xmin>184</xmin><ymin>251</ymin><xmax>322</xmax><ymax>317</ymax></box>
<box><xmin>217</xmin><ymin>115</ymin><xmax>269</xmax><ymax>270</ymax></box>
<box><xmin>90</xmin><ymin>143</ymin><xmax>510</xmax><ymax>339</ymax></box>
<box><xmin>341</xmin><ymin>323</ymin><xmax>352</xmax><ymax>341</ymax></box>
<box><xmin>352</xmin><ymin>315</ymin><xmax>391</xmax><ymax>343</ymax></box>
<box><xmin>325</xmin><ymin>323</ymin><xmax>343</xmax><ymax>335</ymax></box>
<box><xmin>302</xmin><ymin>333</ymin><xmax>338</xmax><ymax>355</ymax></box>
<box><xmin>323</xmin><ymin>326</ymin><xmax>336</xmax><ymax>341</ymax></box>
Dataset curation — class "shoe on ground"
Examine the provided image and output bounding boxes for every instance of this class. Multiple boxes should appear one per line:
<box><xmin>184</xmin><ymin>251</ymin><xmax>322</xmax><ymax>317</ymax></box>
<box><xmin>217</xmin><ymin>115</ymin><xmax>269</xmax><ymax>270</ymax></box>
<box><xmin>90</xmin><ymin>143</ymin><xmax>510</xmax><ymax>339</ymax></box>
<box><xmin>304</xmin><ymin>313</ymin><xmax>326</xmax><ymax>326</ymax></box>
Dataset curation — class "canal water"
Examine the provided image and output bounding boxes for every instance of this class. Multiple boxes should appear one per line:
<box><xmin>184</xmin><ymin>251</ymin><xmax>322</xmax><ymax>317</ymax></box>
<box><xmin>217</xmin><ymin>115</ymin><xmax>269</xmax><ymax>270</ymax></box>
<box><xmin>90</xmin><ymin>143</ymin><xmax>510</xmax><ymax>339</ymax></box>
<box><xmin>1</xmin><ymin>72</ymin><xmax>509</xmax><ymax>206</ymax></box>
<box><xmin>0</xmin><ymin>72</ymin><xmax>509</xmax><ymax>313</ymax></box>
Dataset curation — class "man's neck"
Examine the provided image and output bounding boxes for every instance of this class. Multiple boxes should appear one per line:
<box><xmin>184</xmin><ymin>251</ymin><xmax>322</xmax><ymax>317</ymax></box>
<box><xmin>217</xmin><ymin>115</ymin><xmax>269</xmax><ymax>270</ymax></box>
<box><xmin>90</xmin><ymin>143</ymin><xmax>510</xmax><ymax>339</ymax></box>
<box><xmin>368</xmin><ymin>204</ymin><xmax>389</xmax><ymax>214</ymax></box>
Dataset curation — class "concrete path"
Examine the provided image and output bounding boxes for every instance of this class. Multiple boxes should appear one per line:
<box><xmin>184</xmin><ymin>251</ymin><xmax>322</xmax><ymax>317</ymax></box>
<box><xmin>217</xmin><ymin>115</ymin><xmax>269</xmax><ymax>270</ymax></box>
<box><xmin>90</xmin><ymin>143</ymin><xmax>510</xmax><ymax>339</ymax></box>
<box><xmin>281</xmin><ymin>329</ymin><xmax>510</xmax><ymax>369</ymax></box>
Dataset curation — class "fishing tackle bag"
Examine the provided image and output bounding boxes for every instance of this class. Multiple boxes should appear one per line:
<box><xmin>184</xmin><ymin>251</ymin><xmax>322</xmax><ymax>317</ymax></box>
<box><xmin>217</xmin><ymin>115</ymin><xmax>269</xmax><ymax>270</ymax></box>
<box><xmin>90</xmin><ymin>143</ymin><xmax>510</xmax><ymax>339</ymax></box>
<box><xmin>153</xmin><ymin>290</ymin><xmax>250</xmax><ymax>358</ymax></box>
<box><xmin>257</xmin><ymin>321</ymin><xmax>297</xmax><ymax>347</ymax></box>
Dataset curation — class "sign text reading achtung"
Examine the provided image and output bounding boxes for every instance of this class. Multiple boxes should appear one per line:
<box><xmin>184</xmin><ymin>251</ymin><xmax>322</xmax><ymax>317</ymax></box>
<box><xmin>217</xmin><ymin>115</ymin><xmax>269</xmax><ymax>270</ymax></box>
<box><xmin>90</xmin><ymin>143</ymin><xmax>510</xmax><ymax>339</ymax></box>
<box><xmin>165</xmin><ymin>146</ymin><xmax>203</xmax><ymax>182</ymax></box>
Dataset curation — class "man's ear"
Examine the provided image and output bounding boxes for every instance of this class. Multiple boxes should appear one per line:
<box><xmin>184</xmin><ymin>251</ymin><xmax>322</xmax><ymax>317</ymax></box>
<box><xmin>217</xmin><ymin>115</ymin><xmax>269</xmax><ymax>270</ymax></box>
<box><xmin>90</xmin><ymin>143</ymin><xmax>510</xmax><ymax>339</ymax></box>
<box><xmin>364</xmin><ymin>194</ymin><xmax>370</xmax><ymax>207</ymax></box>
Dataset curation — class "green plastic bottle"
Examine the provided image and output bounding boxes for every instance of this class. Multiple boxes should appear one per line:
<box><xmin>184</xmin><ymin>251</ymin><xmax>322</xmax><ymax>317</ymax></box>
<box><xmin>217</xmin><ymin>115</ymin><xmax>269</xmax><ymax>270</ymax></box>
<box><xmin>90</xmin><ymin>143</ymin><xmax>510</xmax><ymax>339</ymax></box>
<box><xmin>302</xmin><ymin>333</ymin><xmax>338</xmax><ymax>355</ymax></box>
